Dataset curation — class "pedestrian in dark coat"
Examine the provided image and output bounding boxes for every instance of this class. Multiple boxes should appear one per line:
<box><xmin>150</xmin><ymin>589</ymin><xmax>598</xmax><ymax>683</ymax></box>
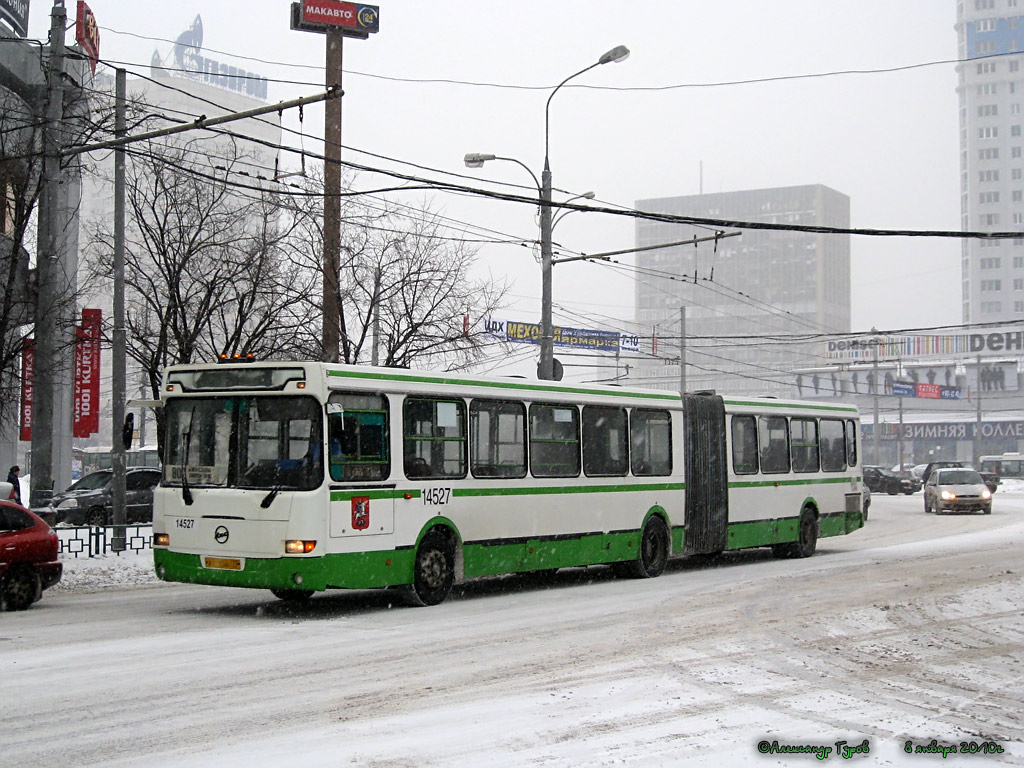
<box><xmin>6</xmin><ymin>465</ymin><xmax>22</xmax><ymax>504</ymax></box>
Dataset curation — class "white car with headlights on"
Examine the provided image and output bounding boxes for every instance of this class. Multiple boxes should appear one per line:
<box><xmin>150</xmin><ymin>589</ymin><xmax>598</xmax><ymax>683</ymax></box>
<box><xmin>923</xmin><ymin>468</ymin><xmax>992</xmax><ymax>515</ymax></box>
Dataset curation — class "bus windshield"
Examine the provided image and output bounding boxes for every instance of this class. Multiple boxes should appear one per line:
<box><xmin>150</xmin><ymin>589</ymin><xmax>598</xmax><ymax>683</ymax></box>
<box><xmin>163</xmin><ymin>395</ymin><xmax>323</xmax><ymax>491</ymax></box>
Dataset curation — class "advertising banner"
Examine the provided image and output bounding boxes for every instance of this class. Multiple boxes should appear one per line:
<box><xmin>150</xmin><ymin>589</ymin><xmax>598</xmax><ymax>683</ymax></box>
<box><xmin>0</xmin><ymin>0</ymin><xmax>29</xmax><ymax>38</ymax></box>
<box><xmin>827</xmin><ymin>325</ymin><xmax>1024</xmax><ymax>362</ymax></box>
<box><xmin>295</xmin><ymin>1</ymin><xmax>380</xmax><ymax>35</ymax></box>
<box><xmin>73</xmin><ymin>309</ymin><xmax>101</xmax><ymax>438</ymax></box>
<box><xmin>891</xmin><ymin>381</ymin><xmax>962</xmax><ymax>400</ymax></box>
<box><xmin>484</xmin><ymin>317</ymin><xmax>639</xmax><ymax>354</ymax></box>
<box><xmin>76</xmin><ymin>1</ymin><xmax>100</xmax><ymax>74</ymax></box>
<box><xmin>19</xmin><ymin>338</ymin><xmax>33</xmax><ymax>441</ymax></box>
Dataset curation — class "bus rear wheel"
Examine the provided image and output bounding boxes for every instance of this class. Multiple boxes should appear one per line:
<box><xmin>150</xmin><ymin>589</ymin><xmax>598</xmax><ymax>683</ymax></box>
<box><xmin>406</xmin><ymin>530</ymin><xmax>455</xmax><ymax>606</ymax></box>
<box><xmin>774</xmin><ymin>509</ymin><xmax>818</xmax><ymax>559</ymax></box>
<box><xmin>630</xmin><ymin>516</ymin><xmax>670</xmax><ymax>578</ymax></box>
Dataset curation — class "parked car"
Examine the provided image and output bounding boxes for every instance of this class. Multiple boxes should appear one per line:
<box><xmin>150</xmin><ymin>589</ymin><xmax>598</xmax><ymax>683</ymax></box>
<box><xmin>0</xmin><ymin>492</ymin><xmax>62</xmax><ymax>611</ymax></box>
<box><xmin>44</xmin><ymin>468</ymin><xmax>162</xmax><ymax>526</ymax></box>
<box><xmin>923</xmin><ymin>467</ymin><xmax>992</xmax><ymax>515</ymax></box>
<box><xmin>921</xmin><ymin>461</ymin><xmax>999</xmax><ymax>494</ymax></box>
<box><xmin>863</xmin><ymin>465</ymin><xmax>918</xmax><ymax>495</ymax></box>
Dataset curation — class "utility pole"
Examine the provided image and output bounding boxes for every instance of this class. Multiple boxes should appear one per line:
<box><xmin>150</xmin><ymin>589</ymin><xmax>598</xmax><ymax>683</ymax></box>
<box><xmin>322</xmin><ymin>27</ymin><xmax>343</xmax><ymax>363</ymax></box>
<box><xmin>110</xmin><ymin>68</ymin><xmax>127</xmax><ymax>550</ymax></box>
<box><xmin>679</xmin><ymin>306</ymin><xmax>687</xmax><ymax>395</ymax></box>
<box><xmin>371</xmin><ymin>266</ymin><xmax>381</xmax><ymax>366</ymax></box>
<box><xmin>538</xmin><ymin>162</ymin><xmax>554</xmax><ymax>380</ymax></box>
<box><xmin>29</xmin><ymin>2</ymin><xmax>66</xmax><ymax>508</ymax></box>
<box><xmin>872</xmin><ymin>342</ymin><xmax>881</xmax><ymax>465</ymax></box>
<box><xmin>290</xmin><ymin>2</ymin><xmax>379</xmax><ymax>363</ymax></box>
<box><xmin>974</xmin><ymin>354</ymin><xmax>983</xmax><ymax>464</ymax></box>
<box><xmin>898</xmin><ymin>397</ymin><xmax>904</xmax><ymax>472</ymax></box>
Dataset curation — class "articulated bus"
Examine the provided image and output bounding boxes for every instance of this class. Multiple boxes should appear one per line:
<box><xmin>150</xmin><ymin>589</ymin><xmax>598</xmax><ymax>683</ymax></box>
<box><xmin>152</xmin><ymin>361</ymin><xmax>865</xmax><ymax>606</ymax></box>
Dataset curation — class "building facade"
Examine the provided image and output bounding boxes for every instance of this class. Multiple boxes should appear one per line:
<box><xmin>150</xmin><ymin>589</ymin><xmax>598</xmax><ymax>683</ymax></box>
<box><xmin>633</xmin><ymin>184</ymin><xmax>851</xmax><ymax>397</ymax></box>
<box><xmin>956</xmin><ymin>0</ymin><xmax>1024</xmax><ymax>323</ymax></box>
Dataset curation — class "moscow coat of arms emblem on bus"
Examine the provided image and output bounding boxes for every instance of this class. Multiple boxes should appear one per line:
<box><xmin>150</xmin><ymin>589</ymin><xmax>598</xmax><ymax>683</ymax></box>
<box><xmin>351</xmin><ymin>497</ymin><xmax>370</xmax><ymax>530</ymax></box>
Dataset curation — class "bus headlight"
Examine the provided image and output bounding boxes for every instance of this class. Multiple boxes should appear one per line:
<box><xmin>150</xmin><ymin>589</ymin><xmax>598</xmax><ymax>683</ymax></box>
<box><xmin>285</xmin><ymin>540</ymin><xmax>316</xmax><ymax>554</ymax></box>
<box><xmin>154</xmin><ymin>532</ymin><xmax>170</xmax><ymax>547</ymax></box>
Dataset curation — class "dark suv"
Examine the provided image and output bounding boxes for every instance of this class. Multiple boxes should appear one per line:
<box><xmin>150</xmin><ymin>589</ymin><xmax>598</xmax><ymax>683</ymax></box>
<box><xmin>863</xmin><ymin>465</ymin><xmax>918</xmax><ymax>495</ymax></box>
<box><xmin>43</xmin><ymin>468</ymin><xmax>162</xmax><ymax>526</ymax></box>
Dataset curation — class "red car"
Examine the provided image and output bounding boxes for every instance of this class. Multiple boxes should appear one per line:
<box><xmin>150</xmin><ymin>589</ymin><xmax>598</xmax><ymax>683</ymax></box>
<box><xmin>1</xmin><ymin>484</ymin><xmax>62</xmax><ymax>611</ymax></box>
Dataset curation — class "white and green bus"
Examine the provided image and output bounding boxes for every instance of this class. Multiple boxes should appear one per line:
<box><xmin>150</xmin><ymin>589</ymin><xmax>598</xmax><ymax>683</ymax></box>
<box><xmin>152</xmin><ymin>361</ymin><xmax>864</xmax><ymax>605</ymax></box>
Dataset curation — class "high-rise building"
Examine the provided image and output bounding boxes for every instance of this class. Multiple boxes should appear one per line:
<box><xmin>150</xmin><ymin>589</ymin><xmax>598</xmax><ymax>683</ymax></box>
<box><xmin>956</xmin><ymin>0</ymin><xmax>1024</xmax><ymax>323</ymax></box>
<box><xmin>633</xmin><ymin>185</ymin><xmax>851</xmax><ymax>396</ymax></box>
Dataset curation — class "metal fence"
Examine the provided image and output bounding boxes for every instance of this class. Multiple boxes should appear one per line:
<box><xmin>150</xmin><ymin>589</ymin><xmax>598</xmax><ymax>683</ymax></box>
<box><xmin>56</xmin><ymin>524</ymin><xmax>153</xmax><ymax>558</ymax></box>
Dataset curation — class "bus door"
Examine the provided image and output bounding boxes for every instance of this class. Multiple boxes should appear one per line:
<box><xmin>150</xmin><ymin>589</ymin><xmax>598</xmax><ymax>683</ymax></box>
<box><xmin>326</xmin><ymin>396</ymin><xmax>395</xmax><ymax>538</ymax></box>
<box><xmin>682</xmin><ymin>393</ymin><xmax>729</xmax><ymax>555</ymax></box>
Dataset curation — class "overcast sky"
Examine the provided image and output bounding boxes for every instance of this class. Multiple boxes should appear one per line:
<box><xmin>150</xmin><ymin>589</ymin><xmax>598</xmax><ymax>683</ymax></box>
<box><xmin>24</xmin><ymin>0</ymin><xmax>964</xmax><ymax>373</ymax></box>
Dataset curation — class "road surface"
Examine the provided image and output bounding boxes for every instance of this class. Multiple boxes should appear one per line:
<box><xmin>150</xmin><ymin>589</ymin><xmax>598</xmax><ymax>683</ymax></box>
<box><xmin>4</xmin><ymin>492</ymin><xmax>1023</xmax><ymax>766</ymax></box>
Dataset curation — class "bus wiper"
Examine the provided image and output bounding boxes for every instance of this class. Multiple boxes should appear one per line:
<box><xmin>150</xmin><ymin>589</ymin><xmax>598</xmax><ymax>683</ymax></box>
<box><xmin>181</xmin><ymin>407</ymin><xmax>195</xmax><ymax>506</ymax></box>
<box><xmin>260</xmin><ymin>465</ymin><xmax>283</xmax><ymax>509</ymax></box>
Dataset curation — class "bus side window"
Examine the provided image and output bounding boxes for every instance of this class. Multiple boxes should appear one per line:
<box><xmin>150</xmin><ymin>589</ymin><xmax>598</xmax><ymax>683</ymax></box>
<box><xmin>758</xmin><ymin>415</ymin><xmax>790</xmax><ymax>474</ymax></box>
<box><xmin>791</xmin><ymin>418</ymin><xmax>819</xmax><ymax>473</ymax></box>
<box><xmin>845</xmin><ymin>418</ymin><xmax>859</xmax><ymax>467</ymax></box>
<box><xmin>730</xmin><ymin>415</ymin><xmax>758</xmax><ymax>475</ymax></box>
<box><xmin>470</xmin><ymin>399</ymin><xmax>527</xmax><ymax>479</ymax></box>
<box><xmin>403</xmin><ymin>397</ymin><xmax>467</xmax><ymax>479</ymax></box>
<box><xmin>582</xmin><ymin>405</ymin><xmax>628</xmax><ymax>477</ymax></box>
<box><xmin>530</xmin><ymin>404</ymin><xmax>581</xmax><ymax>478</ymax></box>
<box><xmin>819</xmin><ymin>418</ymin><xmax>846</xmax><ymax>472</ymax></box>
<box><xmin>327</xmin><ymin>392</ymin><xmax>390</xmax><ymax>482</ymax></box>
<box><xmin>630</xmin><ymin>409</ymin><xmax>672</xmax><ymax>476</ymax></box>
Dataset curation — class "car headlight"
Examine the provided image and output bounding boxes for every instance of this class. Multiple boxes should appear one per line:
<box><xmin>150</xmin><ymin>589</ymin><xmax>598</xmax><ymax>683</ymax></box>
<box><xmin>57</xmin><ymin>498</ymin><xmax>79</xmax><ymax>509</ymax></box>
<box><xmin>982</xmin><ymin>489</ymin><xmax>992</xmax><ymax>500</ymax></box>
<box><xmin>941</xmin><ymin>490</ymin><xmax>956</xmax><ymax>500</ymax></box>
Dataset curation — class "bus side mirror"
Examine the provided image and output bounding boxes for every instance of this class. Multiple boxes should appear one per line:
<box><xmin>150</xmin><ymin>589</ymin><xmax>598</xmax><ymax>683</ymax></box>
<box><xmin>123</xmin><ymin>413</ymin><xmax>135</xmax><ymax>450</ymax></box>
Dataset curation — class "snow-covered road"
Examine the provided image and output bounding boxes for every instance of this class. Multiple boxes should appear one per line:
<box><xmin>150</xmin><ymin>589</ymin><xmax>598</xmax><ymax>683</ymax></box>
<box><xmin>3</xmin><ymin>493</ymin><xmax>1023</xmax><ymax>767</ymax></box>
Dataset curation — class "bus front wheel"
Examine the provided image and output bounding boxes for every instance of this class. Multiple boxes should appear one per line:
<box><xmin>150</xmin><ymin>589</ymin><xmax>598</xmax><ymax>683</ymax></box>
<box><xmin>630</xmin><ymin>516</ymin><xmax>670</xmax><ymax>578</ymax></box>
<box><xmin>407</xmin><ymin>530</ymin><xmax>455</xmax><ymax>606</ymax></box>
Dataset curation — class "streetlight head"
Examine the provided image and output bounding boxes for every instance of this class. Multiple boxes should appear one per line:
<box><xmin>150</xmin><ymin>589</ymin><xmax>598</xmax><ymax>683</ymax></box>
<box><xmin>581</xmin><ymin>191</ymin><xmax>596</xmax><ymax>199</ymax></box>
<box><xmin>464</xmin><ymin>152</ymin><xmax>496</xmax><ymax>168</ymax></box>
<box><xmin>598</xmin><ymin>45</ymin><xmax>630</xmax><ymax>65</ymax></box>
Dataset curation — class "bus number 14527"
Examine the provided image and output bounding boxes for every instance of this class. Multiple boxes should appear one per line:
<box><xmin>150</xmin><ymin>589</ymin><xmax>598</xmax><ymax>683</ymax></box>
<box><xmin>422</xmin><ymin>487</ymin><xmax>451</xmax><ymax>505</ymax></box>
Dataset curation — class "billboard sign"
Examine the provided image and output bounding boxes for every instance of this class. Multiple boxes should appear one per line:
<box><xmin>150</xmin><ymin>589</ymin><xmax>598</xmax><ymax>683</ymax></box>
<box><xmin>19</xmin><ymin>338</ymin><xmax>33</xmax><ymax>441</ymax></box>
<box><xmin>76</xmin><ymin>1</ymin><xmax>100</xmax><ymax>74</ymax></box>
<box><xmin>484</xmin><ymin>317</ymin><xmax>639</xmax><ymax>354</ymax></box>
<box><xmin>73</xmin><ymin>309</ymin><xmax>101</xmax><ymax>438</ymax></box>
<box><xmin>0</xmin><ymin>0</ymin><xmax>29</xmax><ymax>38</ymax></box>
<box><xmin>827</xmin><ymin>325</ymin><xmax>1024</xmax><ymax>362</ymax></box>
<box><xmin>292</xmin><ymin>1</ymin><xmax>380</xmax><ymax>37</ymax></box>
<box><xmin>153</xmin><ymin>15</ymin><xmax>269</xmax><ymax>101</ymax></box>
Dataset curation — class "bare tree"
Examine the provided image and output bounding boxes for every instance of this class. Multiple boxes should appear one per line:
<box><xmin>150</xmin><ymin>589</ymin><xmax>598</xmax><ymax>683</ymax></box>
<box><xmin>280</xmin><ymin>171</ymin><xmax>508</xmax><ymax>370</ymax></box>
<box><xmin>87</xmin><ymin>135</ymin><xmax>315</xmax><ymax>399</ymax></box>
<box><xmin>0</xmin><ymin>89</ymin><xmax>41</xmax><ymax>429</ymax></box>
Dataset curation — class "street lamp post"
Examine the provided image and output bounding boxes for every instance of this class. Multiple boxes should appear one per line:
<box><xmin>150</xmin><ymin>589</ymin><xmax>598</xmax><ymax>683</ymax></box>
<box><xmin>466</xmin><ymin>44</ymin><xmax>629</xmax><ymax>380</ymax></box>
